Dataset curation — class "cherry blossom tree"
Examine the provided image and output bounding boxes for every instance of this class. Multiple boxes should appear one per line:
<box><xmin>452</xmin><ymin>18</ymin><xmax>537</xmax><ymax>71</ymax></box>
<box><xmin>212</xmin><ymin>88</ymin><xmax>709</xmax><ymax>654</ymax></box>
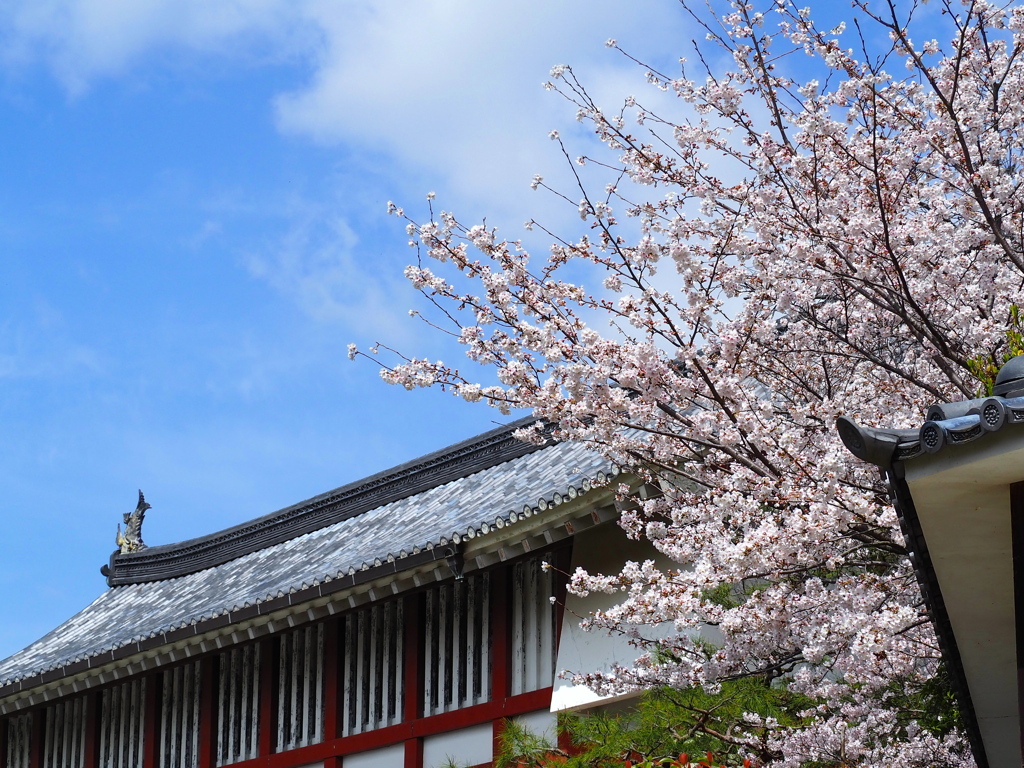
<box><xmin>352</xmin><ymin>0</ymin><xmax>1024</xmax><ymax>764</ymax></box>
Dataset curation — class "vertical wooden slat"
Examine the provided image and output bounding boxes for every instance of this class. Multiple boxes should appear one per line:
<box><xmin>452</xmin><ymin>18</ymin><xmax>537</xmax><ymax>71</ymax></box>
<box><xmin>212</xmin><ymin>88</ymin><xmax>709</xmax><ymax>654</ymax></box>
<box><xmin>380</xmin><ymin>605</ymin><xmax>391</xmax><ymax>728</ymax></box>
<box><xmin>467</xmin><ymin>578</ymin><xmax>477</xmax><ymax>704</ymax></box>
<box><xmin>98</xmin><ymin>688</ymin><xmax>109</xmax><ymax>768</ymax></box>
<box><xmin>425</xmin><ymin>590</ymin><xmax>433</xmax><ymax>717</ymax></box>
<box><xmin>442</xmin><ymin>585</ymin><xmax>453</xmax><ymax>711</ymax></box>
<box><xmin>191</xmin><ymin>663</ymin><xmax>201</xmax><ymax>767</ymax></box>
<box><xmin>370</xmin><ymin>608</ymin><xmax>380</xmax><ymax>728</ymax></box>
<box><xmin>134</xmin><ymin>680</ymin><xmax>143</xmax><ymax>768</ymax></box>
<box><xmin>551</xmin><ymin>545</ymin><xmax>572</xmax><ymax>657</ymax></box>
<box><xmin>213</xmin><ymin>659</ymin><xmax>222</xmax><ymax>766</ymax></box>
<box><xmin>314</xmin><ymin>626</ymin><xmax>324</xmax><ymax>745</ymax></box>
<box><xmin>112</xmin><ymin>682</ymin><xmax>124</xmax><ymax>768</ymax></box>
<box><xmin>343</xmin><ymin>615</ymin><xmax>354</xmax><ymax>736</ymax></box>
<box><xmin>455</xmin><ymin>582</ymin><xmax>466</xmax><ymax>707</ymax></box>
<box><xmin>42</xmin><ymin>702</ymin><xmax>53</xmax><ymax>768</ymax></box>
<box><xmin>245</xmin><ymin>647</ymin><xmax>254</xmax><ymax>759</ymax></box>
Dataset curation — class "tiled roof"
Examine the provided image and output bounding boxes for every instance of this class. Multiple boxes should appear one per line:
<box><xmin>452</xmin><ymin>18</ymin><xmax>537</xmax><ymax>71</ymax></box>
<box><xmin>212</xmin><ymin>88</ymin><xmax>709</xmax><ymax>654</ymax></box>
<box><xmin>837</xmin><ymin>355</ymin><xmax>1024</xmax><ymax>467</ymax></box>
<box><xmin>0</xmin><ymin>423</ymin><xmax>613</xmax><ymax>693</ymax></box>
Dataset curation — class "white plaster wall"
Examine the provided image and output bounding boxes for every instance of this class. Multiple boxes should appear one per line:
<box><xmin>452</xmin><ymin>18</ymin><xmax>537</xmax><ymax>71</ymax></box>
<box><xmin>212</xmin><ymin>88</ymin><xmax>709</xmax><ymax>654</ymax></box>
<box><xmin>904</xmin><ymin>429</ymin><xmax>1024</xmax><ymax>768</ymax></box>
<box><xmin>422</xmin><ymin>722</ymin><xmax>492</xmax><ymax>768</ymax></box>
<box><xmin>515</xmin><ymin>708</ymin><xmax>557</xmax><ymax>743</ymax></box>
<box><xmin>343</xmin><ymin>743</ymin><xmax>405</xmax><ymax>768</ymax></box>
<box><xmin>551</xmin><ymin>521</ymin><xmax>682</xmax><ymax>711</ymax></box>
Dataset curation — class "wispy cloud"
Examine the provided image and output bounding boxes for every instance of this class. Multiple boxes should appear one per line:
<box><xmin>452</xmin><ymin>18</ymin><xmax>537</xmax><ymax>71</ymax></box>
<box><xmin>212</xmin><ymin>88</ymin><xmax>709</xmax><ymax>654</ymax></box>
<box><xmin>0</xmin><ymin>0</ymin><xmax>314</xmax><ymax>94</ymax></box>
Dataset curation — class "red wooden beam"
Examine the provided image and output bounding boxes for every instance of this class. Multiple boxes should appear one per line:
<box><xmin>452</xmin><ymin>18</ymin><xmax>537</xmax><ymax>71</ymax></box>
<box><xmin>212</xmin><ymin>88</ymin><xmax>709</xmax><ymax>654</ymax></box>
<box><xmin>259</xmin><ymin>637</ymin><xmax>279</xmax><ymax>757</ymax></box>
<box><xmin>142</xmin><ymin>672</ymin><xmax>162</xmax><ymax>768</ymax></box>
<box><xmin>212</xmin><ymin>688</ymin><xmax>553</xmax><ymax>768</ymax></box>
<box><xmin>199</xmin><ymin>656</ymin><xmax>219</xmax><ymax>768</ymax></box>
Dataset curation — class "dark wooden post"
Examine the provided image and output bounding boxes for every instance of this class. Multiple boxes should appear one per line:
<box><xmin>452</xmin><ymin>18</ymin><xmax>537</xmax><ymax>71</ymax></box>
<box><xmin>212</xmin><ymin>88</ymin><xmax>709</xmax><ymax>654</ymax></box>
<box><xmin>28</xmin><ymin>708</ymin><xmax>44</xmax><ymax>768</ymax></box>
<box><xmin>142</xmin><ymin>672</ymin><xmax>162</xmax><ymax>768</ymax></box>
<box><xmin>551</xmin><ymin>545</ymin><xmax>575</xmax><ymax>756</ymax></box>
<box><xmin>323</xmin><ymin>619</ymin><xmax>341</xmax><ymax>743</ymax></box>
<box><xmin>491</xmin><ymin>566</ymin><xmax>512</xmax><ymax>761</ymax></box>
<box><xmin>323</xmin><ymin>618</ymin><xmax>342</xmax><ymax>768</ymax></box>
<box><xmin>198</xmin><ymin>656</ymin><xmax>219</xmax><ymax>768</ymax></box>
<box><xmin>1011</xmin><ymin>481</ymin><xmax>1024</xmax><ymax>763</ymax></box>
<box><xmin>404</xmin><ymin>594</ymin><xmax>425</xmax><ymax>768</ymax></box>
<box><xmin>0</xmin><ymin>714</ymin><xmax>8</xmax><ymax>768</ymax></box>
<box><xmin>258</xmin><ymin>637</ymin><xmax>279</xmax><ymax>757</ymax></box>
<box><xmin>83</xmin><ymin>692</ymin><xmax>101</xmax><ymax>768</ymax></box>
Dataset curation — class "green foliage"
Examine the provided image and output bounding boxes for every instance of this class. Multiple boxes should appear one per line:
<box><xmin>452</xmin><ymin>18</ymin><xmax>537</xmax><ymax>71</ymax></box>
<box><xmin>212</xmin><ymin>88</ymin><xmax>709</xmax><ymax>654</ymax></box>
<box><xmin>496</xmin><ymin>680</ymin><xmax>816</xmax><ymax>768</ymax></box>
<box><xmin>878</xmin><ymin>662</ymin><xmax>963</xmax><ymax>743</ymax></box>
<box><xmin>495</xmin><ymin>717</ymin><xmax>561</xmax><ymax>768</ymax></box>
<box><xmin>967</xmin><ymin>305</ymin><xmax>1024</xmax><ymax>395</ymax></box>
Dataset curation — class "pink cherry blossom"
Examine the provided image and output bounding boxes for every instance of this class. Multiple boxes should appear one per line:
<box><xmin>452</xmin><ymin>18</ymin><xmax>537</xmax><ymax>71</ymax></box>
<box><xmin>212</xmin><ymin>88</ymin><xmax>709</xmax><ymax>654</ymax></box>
<box><xmin>355</xmin><ymin>2</ymin><xmax>1024</xmax><ymax>765</ymax></box>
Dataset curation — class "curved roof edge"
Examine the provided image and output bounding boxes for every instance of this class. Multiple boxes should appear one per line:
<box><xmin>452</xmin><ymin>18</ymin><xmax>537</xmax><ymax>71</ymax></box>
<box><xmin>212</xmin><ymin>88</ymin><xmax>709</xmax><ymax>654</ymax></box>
<box><xmin>104</xmin><ymin>416</ymin><xmax>549</xmax><ymax>587</ymax></box>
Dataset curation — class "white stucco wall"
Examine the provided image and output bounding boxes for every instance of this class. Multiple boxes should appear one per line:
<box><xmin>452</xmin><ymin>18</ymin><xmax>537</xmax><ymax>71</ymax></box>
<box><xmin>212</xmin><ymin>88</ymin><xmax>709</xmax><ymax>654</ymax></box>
<box><xmin>514</xmin><ymin>707</ymin><xmax>557</xmax><ymax>743</ymax></box>
<box><xmin>550</xmin><ymin>521</ymin><xmax>680</xmax><ymax>711</ymax></box>
<box><xmin>422</xmin><ymin>722</ymin><xmax>492</xmax><ymax>768</ymax></box>
<box><xmin>343</xmin><ymin>743</ymin><xmax>405</xmax><ymax>768</ymax></box>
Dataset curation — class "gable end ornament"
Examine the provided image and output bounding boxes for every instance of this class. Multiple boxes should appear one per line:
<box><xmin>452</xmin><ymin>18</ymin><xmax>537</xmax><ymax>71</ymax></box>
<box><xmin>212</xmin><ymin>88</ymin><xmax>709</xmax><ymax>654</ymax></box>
<box><xmin>117</xmin><ymin>490</ymin><xmax>152</xmax><ymax>554</ymax></box>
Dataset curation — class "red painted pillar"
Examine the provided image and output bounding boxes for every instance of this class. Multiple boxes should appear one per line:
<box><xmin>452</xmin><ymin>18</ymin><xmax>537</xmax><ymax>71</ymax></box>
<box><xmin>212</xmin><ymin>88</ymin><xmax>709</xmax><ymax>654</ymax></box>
<box><xmin>28</xmin><ymin>708</ymin><xmax>43</xmax><ymax>768</ymax></box>
<box><xmin>404</xmin><ymin>594</ymin><xmax>425</xmax><ymax>768</ymax></box>
<box><xmin>258</xmin><ymin>637</ymin><xmax>279</xmax><ymax>757</ymax></box>
<box><xmin>323</xmin><ymin>619</ymin><xmax>341</xmax><ymax>743</ymax></box>
<box><xmin>323</xmin><ymin>619</ymin><xmax>343</xmax><ymax>768</ymax></box>
<box><xmin>198</xmin><ymin>656</ymin><xmax>219</xmax><ymax>768</ymax></box>
<box><xmin>83</xmin><ymin>692</ymin><xmax>101</xmax><ymax>768</ymax></box>
<box><xmin>491</xmin><ymin>566</ymin><xmax>512</xmax><ymax>763</ymax></box>
<box><xmin>0</xmin><ymin>715</ymin><xmax>8</xmax><ymax>768</ymax></box>
<box><xmin>142</xmin><ymin>673</ymin><xmax>162</xmax><ymax>768</ymax></box>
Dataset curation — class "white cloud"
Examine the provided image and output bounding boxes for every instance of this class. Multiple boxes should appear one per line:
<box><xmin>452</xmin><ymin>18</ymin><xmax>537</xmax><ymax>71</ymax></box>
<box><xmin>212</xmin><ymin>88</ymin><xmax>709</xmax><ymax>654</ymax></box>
<box><xmin>0</xmin><ymin>0</ymin><xmax>696</xmax><ymax>329</ymax></box>
<box><xmin>0</xmin><ymin>0</ymin><xmax>691</xmax><ymax>205</ymax></box>
<box><xmin>242</xmin><ymin>194</ymin><xmax>421</xmax><ymax>344</ymax></box>
<box><xmin>274</xmin><ymin>0</ymin><xmax>690</xmax><ymax>214</ymax></box>
<box><xmin>0</xmin><ymin>0</ymin><xmax>314</xmax><ymax>93</ymax></box>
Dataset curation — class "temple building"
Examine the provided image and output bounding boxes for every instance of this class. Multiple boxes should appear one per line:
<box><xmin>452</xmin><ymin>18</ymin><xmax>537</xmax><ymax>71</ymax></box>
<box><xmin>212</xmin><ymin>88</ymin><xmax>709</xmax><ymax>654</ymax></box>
<box><xmin>0</xmin><ymin>417</ymin><xmax>657</xmax><ymax>768</ymax></box>
<box><xmin>838</xmin><ymin>355</ymin><xmax>1024</xmax><ymax>768</ymax></box>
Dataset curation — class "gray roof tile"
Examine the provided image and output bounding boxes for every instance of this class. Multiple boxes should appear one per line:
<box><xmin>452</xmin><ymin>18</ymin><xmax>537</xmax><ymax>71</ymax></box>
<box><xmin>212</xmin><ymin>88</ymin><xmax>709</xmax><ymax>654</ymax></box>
<box><xmin>0</xmin><ymin>438</ymin><xmax>611</xmax><ymax>689</ymax></box>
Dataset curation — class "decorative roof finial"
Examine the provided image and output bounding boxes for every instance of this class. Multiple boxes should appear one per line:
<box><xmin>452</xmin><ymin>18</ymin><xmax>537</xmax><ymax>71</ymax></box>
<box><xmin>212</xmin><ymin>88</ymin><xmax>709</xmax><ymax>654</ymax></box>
<box><xmin>117</xmin><ymin>490</ymin><xmax>152</xmax><ymax>554</ymax></box>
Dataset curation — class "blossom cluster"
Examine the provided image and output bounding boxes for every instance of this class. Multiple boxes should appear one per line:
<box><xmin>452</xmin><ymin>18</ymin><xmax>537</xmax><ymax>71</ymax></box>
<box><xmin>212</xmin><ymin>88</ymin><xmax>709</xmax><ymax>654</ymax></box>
<box><xmin>351</xmin><ymin>1</ymin><xmax>1024</xmax><ymax>765</ymax></box>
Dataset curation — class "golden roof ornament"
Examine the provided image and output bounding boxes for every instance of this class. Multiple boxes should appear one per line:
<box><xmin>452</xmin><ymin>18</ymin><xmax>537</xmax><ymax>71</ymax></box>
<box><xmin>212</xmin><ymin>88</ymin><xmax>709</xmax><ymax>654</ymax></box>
<box><xmin>117</xmin><ymin>490</ymin><xmax>152</xmax><ymax>554</ymax></box>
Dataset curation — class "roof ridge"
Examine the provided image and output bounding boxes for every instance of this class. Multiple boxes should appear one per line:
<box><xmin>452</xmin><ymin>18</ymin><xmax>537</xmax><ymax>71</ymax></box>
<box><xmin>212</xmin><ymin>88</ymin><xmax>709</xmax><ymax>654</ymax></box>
<box><xmin>102</xmin><ymin>416</ymin><xmax>548</xmax><ymax>586</ymax></box>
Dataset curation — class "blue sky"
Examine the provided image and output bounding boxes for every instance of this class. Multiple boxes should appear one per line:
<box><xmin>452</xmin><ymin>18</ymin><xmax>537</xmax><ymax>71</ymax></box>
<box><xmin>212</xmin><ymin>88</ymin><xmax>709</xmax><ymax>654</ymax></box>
<box><xmin>0</xmin><ymin>0</ymin><xmax>691</xmax><ymax>659</ymax></box>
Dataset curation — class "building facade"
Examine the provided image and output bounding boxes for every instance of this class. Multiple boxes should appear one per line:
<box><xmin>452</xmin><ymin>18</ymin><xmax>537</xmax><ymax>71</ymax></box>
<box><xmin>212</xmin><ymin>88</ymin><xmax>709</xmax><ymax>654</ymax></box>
<box><xmin>0</xmin><ymin>418</ymin><xmax>643</xmax><ymax>768</ymax></box>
